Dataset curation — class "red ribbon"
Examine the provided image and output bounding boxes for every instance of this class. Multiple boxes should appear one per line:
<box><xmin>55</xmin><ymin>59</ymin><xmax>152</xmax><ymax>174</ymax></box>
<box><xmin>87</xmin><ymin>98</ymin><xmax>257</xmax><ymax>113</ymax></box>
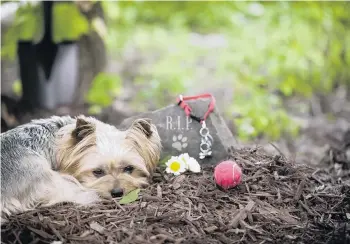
<box><xmin>176</xmin><ymin>93</ymin><xmax>216</xmax><ymax>124</ymax></box>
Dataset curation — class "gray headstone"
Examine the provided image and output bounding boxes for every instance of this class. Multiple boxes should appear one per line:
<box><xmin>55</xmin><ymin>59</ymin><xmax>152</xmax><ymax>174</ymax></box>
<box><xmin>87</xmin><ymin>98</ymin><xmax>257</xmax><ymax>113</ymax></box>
<box><xmin>118</xmin><ymin>98</ymin><xmax>237</xmax><ymax>165</ymax></box>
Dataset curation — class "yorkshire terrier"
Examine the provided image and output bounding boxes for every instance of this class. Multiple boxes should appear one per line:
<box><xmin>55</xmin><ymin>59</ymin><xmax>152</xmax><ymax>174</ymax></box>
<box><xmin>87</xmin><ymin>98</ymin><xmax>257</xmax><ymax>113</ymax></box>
<box><xmin>0</xmin><ymin>115</ymin><xmax>161</xmax><ymax>221</ymax></box>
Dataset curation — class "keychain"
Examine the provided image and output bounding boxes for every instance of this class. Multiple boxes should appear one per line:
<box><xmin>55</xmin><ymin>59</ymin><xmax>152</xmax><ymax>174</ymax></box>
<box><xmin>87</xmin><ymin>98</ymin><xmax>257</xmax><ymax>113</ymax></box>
<box><xmin>176</xmin><ymin>94</ymin><xmax>216</xmax><ymax>160</ymax></box>
<box><xmin>199</xmin><ymin>121</ymin><xmax>214</xmax><ymax>159</ymax></box>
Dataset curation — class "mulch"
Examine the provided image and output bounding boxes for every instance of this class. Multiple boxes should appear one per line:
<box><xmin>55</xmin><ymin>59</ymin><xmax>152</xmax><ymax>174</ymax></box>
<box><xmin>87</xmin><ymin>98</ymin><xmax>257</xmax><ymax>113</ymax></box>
<box><xmin>2</xmin><ymin>147</ymin><xmax>350</xmax><ymax>244</ymax></box>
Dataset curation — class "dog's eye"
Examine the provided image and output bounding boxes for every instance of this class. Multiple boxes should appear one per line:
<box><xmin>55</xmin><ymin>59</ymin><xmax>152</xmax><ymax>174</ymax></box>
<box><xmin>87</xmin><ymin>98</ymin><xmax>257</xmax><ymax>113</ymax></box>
<box><xmin>92</xmin><ymin>168</ymin><xmax>105</xmax><ymax>177</ymax></box>
<box><xmin>123</xmin><ymin>166</ymin><xmax>134</xmax><ymax>174</ymax></box>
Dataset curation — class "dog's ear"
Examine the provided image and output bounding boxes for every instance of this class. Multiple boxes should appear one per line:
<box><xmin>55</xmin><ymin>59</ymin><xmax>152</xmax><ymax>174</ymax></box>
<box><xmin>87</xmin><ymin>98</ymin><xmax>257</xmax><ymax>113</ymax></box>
<box><xmin>72</xmin><ymin>116</ymin><xmax>95</xmax><ymax>142</ymax></box>
<box><xmin>131</xmin><ymin>118</ymin><xmax>153</xmax><ymax>138</ymax></box>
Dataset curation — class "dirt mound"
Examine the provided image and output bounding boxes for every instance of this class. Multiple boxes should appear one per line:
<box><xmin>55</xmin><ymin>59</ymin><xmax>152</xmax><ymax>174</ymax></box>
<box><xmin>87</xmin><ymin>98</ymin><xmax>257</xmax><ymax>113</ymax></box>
<box><xmin>2</xmin><ymin>148</ymin><xmax>350</xmax><ymax>244</ymax></box>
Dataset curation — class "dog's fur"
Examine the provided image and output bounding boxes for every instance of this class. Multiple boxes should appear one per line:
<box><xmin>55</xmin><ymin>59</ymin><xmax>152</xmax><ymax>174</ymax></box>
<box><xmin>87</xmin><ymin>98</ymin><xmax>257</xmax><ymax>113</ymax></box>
<box><xmin>0</xmin><ymin>115</ymin><xmax>161</xmax><ymax>221</ymax></box>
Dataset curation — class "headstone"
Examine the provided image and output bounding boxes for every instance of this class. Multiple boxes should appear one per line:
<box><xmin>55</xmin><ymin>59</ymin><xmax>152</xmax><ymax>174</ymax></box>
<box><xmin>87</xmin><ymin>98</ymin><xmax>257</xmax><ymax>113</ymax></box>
<box><xmin>118</xmin><ymin>98</ymin><xmax>237</xmax><ymax>165</ymax></box>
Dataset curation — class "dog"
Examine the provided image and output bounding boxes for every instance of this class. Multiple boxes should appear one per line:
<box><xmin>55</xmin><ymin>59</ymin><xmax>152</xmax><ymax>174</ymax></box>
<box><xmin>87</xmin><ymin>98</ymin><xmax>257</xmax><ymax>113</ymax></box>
<box><xmin>0</xmin><ymin>115</ymin><xmax>161</xmax><ymax>221</ymax></box>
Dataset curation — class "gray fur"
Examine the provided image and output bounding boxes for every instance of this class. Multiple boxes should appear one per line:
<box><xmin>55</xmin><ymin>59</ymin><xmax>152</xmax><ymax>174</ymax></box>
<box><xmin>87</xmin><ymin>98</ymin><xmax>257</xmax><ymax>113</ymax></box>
<box><xmin>0</xmin><ymin>116</ymin><xmax>79</xmax><ymax>215</ymax></box>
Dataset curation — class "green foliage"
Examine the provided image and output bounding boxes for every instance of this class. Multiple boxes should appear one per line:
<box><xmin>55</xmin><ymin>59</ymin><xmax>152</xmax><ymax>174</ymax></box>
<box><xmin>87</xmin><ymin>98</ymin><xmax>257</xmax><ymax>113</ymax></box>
<box><xmin>119</xmin><ymin>189</ymin><xmax>140</xmax><ymax>205</ymax></box>
<box><xmin>232</xmin><ymin>89</ymin><xmax>299</xmax><ymax>140</ymax></box>
<box><xmin>159</xmin><ymin>155</ymin><xmax>172</xmax><ymax>166</ymax></box>
<box><xmin>86</xmin><ymin>72</ymin><xmax>122</xmax><ymax>114</ymax></box>
<box><xmin>15</xmin><ymin>3</ymin><xmax>43</xmax><ymax>41</ymax></box>
<box><xmin>100</xmin><ymin>1</ymin><xmax>350</xmax><ymax>140</ymax></box>
<box><xmin>12</xmin><ymin>80</ymin><xmax>22</xmax><ymax>97</ymax></box>
<box><xmin>52</xmin><ymin>2</ymin><xmax>89</xmax><ymax>43</ymax></box>
<box><xmin>1</xmin><ymin>1</ymin><xmax>91</xmax><ymax>60</ymax></box>
<box><xmin>3</xmin><ymin>1</ymin><xmax>350</xmax><ymax>141</ymax></box>
<box><xmin>1</xmin><ymin>2</ymin><xmax>43</xmax><ymax>60</ymax></box>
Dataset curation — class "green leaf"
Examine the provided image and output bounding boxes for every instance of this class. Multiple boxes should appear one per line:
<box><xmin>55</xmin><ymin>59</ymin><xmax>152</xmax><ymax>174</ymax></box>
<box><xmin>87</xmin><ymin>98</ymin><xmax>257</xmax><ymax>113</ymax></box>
<box><xmin>16</xmin><ymin>3</ymin><xmax>44</xmax><ymax>42</ymax></box>
<box><xmin>1</xmin><ymin>3</ymin><xmax>43</xmax><ymax>60</ymax></box>
<box><xmin>159</xmin><ymin>155</ymin><xmax>172</xmax><ymax>166</ymax></box>
<box><xmin>12</xmin><ymin>80</ymin><xmax>22</xmax><ymax>97</ymax></box>
<box><xmin>86</xmin><ymin>72</ymin><xmax>122</xmax><ymax>107</ymax></box>
<box><xmin>88</xmin><ymin>105</ymin><xmax>102</xmax><ymax>115</ymax></box>
<box><xmin>52</xmin><ymin>2</ymin><xmax>89</xmax><ymax>43</ymax></box>
<box><xmin>119</xmin><ymin>189</ymin><xmax>140</xmax><ymax>205</ymax></box>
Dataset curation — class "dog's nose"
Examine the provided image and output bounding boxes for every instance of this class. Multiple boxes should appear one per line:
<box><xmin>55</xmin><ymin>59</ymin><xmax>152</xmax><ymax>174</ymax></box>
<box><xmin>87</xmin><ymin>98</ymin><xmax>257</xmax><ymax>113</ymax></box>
<box><xmin>111</xmin><ymin>188</ymin><xmax>124</xmax><ymax>198</ymax></box>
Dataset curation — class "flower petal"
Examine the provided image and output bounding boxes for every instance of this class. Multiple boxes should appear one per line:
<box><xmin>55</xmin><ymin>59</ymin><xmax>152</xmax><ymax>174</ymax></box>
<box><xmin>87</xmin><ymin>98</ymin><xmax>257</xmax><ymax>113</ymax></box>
<box><xmin>164</xmin><ymin>155</ymin><xmax>188</xmax><ymax>175</ymax></box>
<box><xmin>187</xmin><ymin>158</ymin><xmax>201</xmax><ymax>173</ymax></box>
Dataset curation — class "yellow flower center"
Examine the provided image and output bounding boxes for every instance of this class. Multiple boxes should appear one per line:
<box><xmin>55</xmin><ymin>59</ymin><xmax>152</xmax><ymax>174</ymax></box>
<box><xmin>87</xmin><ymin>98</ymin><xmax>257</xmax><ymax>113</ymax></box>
<box><xmin>170</xmin><ymin>161</ymin><xmax>181</xmax><ymax>172</ymax></box>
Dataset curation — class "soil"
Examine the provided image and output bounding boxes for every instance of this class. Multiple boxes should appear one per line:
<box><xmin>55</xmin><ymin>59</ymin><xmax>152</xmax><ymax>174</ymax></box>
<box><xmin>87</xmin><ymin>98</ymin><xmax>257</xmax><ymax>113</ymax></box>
<box><xmin>2</xmin><ymin>148</ymin><xmax>350</xmax><ymax>244</ymax></box>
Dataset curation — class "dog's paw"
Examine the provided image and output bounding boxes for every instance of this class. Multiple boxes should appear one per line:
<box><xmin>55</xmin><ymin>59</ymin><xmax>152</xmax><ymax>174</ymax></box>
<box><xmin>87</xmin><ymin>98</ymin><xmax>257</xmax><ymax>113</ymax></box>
<box><xmin>171</xmin><ymin>134</ymin><xmax>188</xmax><ymax>151</ymax></box>
<box><xmin>74</xmin><ymin>191</ymin><xmax>100</xmax><ymax>205</ymax></box>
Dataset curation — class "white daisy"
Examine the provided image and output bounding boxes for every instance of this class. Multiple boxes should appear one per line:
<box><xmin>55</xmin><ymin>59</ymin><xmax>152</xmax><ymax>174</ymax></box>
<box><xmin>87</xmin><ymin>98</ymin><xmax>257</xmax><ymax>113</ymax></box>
<box><xmin>165</xmin><ymin>156</ymin><xmax>187</xmax><ymax>176</ymax></box>
<box><xmin>178</xmin><ymin>153</ymin><xmax>201</xmax><ymax>173</ymax></box>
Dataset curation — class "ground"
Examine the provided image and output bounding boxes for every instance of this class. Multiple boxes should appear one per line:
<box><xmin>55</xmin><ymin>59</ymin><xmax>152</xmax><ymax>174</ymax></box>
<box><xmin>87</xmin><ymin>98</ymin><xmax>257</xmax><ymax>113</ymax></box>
<box><xmin>1</xmin><ymin>148</ymin><xmax>349</xmax><ymax>244</ymax></box>
<box><xmin>1</xmin><ymin>28</ymin><xmax>350</xmax><ymax>244</ymax></box>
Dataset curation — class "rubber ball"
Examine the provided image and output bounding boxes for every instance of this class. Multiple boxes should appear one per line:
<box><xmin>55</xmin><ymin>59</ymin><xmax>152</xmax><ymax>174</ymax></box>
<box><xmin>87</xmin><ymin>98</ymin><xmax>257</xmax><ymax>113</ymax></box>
<box><xmin>214</xmin><ymin>160</ymin><xmax>242</xmax><ymax>189</ymax></box>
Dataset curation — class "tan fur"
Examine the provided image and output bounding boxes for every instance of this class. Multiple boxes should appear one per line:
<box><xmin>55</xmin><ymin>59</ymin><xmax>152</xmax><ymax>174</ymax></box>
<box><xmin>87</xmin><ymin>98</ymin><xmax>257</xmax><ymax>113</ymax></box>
<box><xmin>126</xmin><ymin>119</ymin><xmax>162</xmax><ymax>172</ymax></box>
<box><xmin>55</xmin><ymin>116</ymin><xmax>161</xmax><ymax>199</ymax></box>
<box><xmin>55</xmin><ymin>122</ymin><xmax>97</xmax><ymax>175</ymax></box>
<box><xmin>1</xmin><ymin>116</ymin><xmax>161</xmax><ymax>222</ymax></box>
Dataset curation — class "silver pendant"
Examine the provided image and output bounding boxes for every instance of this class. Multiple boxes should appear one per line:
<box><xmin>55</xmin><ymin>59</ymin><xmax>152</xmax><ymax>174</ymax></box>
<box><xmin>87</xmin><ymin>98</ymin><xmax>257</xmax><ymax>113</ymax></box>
<box><xmin>199</xmin><ymin>121</ymin><xmax>213</xmax><ymax>159</ymax></box>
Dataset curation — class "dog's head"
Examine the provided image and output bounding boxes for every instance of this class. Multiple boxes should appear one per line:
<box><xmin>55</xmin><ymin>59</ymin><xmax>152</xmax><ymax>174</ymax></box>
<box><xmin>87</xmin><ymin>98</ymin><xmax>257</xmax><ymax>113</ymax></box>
<box><xmin>56</xmin><ymin>116</ymin><xmax>161</xmax><ymax>198</ymax></box>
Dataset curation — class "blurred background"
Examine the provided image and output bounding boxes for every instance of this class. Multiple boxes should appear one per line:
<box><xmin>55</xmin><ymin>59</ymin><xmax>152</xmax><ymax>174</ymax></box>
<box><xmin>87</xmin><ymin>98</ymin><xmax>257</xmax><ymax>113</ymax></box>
<box><xmin>1</xmin><ymin>1</ymin><xmax>350</xmax><ymax>166</ymax></box>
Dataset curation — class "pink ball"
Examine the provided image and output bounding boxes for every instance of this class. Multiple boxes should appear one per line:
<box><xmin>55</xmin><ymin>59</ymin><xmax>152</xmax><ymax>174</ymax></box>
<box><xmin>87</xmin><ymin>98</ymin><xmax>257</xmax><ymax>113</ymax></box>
<box><xmin>214</xmin><ymin>160</ymin><xmax>242</xmax><ymax>189</ymax></box>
